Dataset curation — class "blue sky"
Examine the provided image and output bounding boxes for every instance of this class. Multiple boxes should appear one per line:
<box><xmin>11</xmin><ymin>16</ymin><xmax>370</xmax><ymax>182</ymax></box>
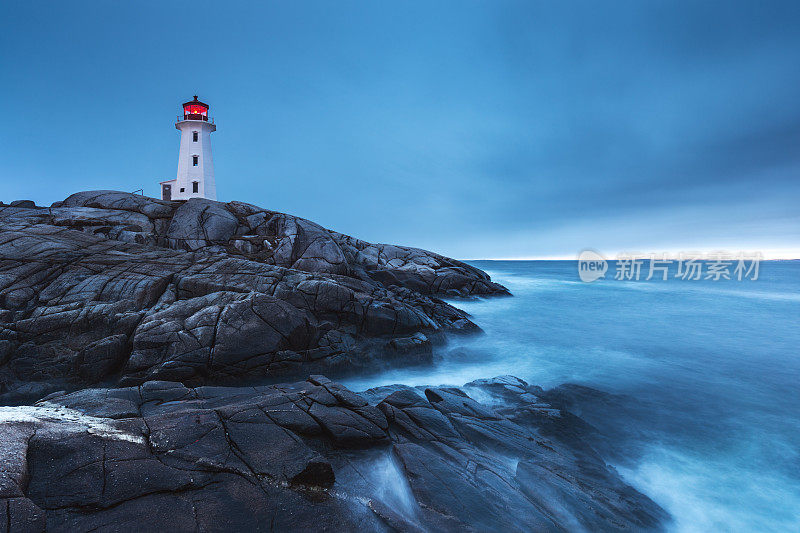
<box><xmin>2</xmin><ymin>1</ymin><xmax>799</xmax><ymax>258</ymax></box>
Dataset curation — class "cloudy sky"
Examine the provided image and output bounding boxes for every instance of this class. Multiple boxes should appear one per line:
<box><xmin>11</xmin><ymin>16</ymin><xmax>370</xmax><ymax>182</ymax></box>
<box><xmin>2</xmin><ymin>1</ymin><xmax>799</xmax><ymax>258</ymax></box>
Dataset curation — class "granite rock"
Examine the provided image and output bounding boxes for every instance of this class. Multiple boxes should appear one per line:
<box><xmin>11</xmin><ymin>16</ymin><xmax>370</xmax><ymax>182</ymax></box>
<box><xmin>43</xmin><ymin>191</ymin><xmax>511</xmax><ymax>297</ymax></box>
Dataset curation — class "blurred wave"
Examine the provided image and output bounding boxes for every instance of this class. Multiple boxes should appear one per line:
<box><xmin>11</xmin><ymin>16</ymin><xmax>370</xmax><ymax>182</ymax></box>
<box><xmin>343</xmin><ymin>260</ymin><xmax>800</xmax><ymax>532</ymax></box>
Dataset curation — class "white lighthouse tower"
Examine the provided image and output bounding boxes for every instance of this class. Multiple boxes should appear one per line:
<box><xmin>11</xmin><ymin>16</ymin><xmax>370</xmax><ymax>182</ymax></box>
<box><xmin>160</xmin><ymin>96</ymin><xmax>217</xmax><ymax>201</ymax></box>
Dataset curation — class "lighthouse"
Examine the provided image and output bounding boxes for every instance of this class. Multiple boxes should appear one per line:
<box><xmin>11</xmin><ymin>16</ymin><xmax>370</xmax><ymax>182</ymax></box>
<box><xmin>160</xmin><ymin>96</ymin><xmax>217</xmax><ymax>201</ymax></box>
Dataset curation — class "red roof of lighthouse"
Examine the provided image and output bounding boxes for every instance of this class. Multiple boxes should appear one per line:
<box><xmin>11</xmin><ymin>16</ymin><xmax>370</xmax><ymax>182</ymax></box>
<box><xmin>182</xmin><ymin>95</ymin><xmax>209</xmax><ymax>109</ymax></box>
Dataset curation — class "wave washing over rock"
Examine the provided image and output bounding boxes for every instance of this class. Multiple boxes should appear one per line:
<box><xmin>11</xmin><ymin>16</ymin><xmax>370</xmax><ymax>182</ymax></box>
<box><xmin>0</xmin><ymin>192</ymin><xmax>666</xmax><ymax>531</ymax></box>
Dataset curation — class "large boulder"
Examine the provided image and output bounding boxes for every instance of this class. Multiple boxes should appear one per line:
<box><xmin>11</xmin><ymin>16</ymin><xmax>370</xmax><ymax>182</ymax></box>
<box><xmin>165</xmin><ymin>198</ymin><xmax>240</xmax><ymax>251</ymax></box>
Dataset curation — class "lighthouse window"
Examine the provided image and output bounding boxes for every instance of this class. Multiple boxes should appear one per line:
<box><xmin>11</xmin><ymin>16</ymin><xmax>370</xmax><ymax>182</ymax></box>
<box><xmin>192</xmin><ymin>155</ymin><xmax>198</xmax><ymax>166</ymax></box>
<box><xmin>192</xmin><ymin>131</ymin><xmax>198</xmax><ymax>142</ymax></box>
<box><xmin>192</xmin><ymin>182</ymin><xmax>199</xmax><ymax>193</ymax></box>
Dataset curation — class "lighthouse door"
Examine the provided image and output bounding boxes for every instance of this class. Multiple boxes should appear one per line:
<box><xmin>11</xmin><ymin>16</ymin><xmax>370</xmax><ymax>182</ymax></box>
<box><xmin>162</xmin><ymin>184</ymin><xmax>172</xmax><ymax>201</ymax></box>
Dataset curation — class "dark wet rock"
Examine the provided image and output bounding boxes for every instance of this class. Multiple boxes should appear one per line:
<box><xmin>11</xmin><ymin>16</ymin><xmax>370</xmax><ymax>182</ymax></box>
<box><xmin>535</xmin><ymin>383</ymin><xmax>658</xmax><ymax>466</ymax></box>
<box><xmin>0</xmin><ymin>376</ymin><xmax>666</xmax><ymax>532</ymax></box>
<box><xmin>9</xmin><ymin>200</ymin><xmax>36</xmax><ymax>209</ymax></box>
<box><xmin>0</xmin><ymin>191</ymin><xmax>507</xmax><ymax>399</ymax></box>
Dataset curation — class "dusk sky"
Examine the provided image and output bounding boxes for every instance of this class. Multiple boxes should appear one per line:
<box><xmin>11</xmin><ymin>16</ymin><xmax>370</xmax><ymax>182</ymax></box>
<box><xmin>2</xmin><ymin>1</ymin><xmax>799</xmax><ymax>259</ymax></box>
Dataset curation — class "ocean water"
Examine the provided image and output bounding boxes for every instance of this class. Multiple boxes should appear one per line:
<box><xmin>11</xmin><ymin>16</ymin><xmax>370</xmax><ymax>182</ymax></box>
<box><xmin>343</xmin><ymin>260</ymin><xmax>800</xmax><ymax>532</ymax></box>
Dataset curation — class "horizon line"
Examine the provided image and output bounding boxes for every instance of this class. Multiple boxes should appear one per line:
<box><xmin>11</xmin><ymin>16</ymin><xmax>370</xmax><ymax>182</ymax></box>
<box><xmin>466</xmin><ymin>255</ymin><xmax>800</xmax><ymax>261</ymax></box>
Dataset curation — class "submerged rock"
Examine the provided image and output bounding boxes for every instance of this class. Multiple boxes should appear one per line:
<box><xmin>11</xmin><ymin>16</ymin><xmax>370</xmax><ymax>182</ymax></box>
<box><xmin>0</xmin><ymin>376</ymin><xmax>666</xmax><ymax>531</ymax></box>
<box><xmin>0</xmin><ymin>192</ymin><xmax>507</xmax><ymax>400</ymax></box>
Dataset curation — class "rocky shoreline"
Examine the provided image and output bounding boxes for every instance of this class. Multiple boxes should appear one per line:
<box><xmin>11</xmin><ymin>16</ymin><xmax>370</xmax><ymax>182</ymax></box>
<box><xmin>0</xmin><ymin>192</ymin><xmax>666</xmax><ymax>531</ymax></box>
<box><xmin>2</xmin><ymin>376</ymin><xmax>666</xmax><ymax>532</ymax></box>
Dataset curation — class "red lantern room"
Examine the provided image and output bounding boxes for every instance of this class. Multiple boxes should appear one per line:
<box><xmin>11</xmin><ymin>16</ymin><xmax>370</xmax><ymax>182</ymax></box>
<box><xmin>182</xmin><ymin>95</ymin><xmax>210</xmax><ymax>121</ymax></box>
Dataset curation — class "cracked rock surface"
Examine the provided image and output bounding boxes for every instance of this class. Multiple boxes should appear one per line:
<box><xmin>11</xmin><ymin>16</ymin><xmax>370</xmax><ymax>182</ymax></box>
<box><xmin>0</xmin><ymin>193</ymin><xmax>667</xmax><ymax>531</ymax></box>
<box><xmin>32</xmin><ymin>190</ymin><xmax>508</xmax><ymax>296</ymax></box>
<box><xmin>0</xmin><ymin>192</ymin><xmax>507</xmax><ymax>402</ymax></box>
<box><xmin>0</xmin><ymin>376</ymin><xmax>666</xmax><ymax>532</ymax></box>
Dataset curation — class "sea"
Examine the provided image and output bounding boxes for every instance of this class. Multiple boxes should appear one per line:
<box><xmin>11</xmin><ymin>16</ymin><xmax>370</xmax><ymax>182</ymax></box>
<box><xmin>342</xmin><ymin>259</ymin><xmax>800</xmax><ymax>532</ymax></box>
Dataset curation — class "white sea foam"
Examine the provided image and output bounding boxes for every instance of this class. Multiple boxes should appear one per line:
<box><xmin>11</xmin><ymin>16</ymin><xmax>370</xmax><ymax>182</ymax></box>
<box><xmin>617</xmin><ymin>445</ymin><xmax>800</xmax><ymax>532</ymax></box>
<box><xmin>0</xmin><ymin>403</ymin><xmax>144</xmax><ymax>445</ymax></box>
<box><xmin>369</xmin><ymin>453</ymin><xmax>419</xmax><ymax>518</ymax></box>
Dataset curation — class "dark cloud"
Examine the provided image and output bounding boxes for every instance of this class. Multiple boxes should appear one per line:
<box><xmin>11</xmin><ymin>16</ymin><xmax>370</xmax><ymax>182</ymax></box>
<box><xmin>1</xmin><ymin>0</ymin><xmax>798</xmax><ymax>256</ymax></box>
